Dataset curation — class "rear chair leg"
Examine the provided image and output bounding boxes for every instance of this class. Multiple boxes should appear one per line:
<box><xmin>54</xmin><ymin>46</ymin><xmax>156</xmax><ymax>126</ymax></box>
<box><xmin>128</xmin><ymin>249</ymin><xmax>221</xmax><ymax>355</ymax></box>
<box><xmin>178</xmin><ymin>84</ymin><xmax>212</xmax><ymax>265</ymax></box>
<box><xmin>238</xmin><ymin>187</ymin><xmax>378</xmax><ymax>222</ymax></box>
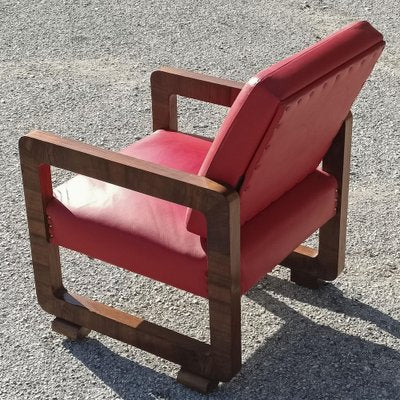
<box><xmin>282</xmin><ymin>113</ymin><xmax>352</xmax><ymax>287</ymax></box>
<box><xmin>290</xmin><ymin>269</ymin><xmax>322</xmax><ymax>289</ymax></box>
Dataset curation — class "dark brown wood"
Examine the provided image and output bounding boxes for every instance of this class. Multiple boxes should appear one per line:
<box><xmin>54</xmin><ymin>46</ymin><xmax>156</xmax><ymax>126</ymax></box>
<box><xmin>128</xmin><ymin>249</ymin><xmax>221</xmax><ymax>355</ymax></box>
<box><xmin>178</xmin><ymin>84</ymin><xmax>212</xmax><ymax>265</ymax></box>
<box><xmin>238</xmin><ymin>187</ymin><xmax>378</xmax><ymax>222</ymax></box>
<box><xmin>52</xmin><ymin>291</ymin><xmax>212</xmax><ymax>371</ymax></box>
<box><xmin>151</xmin><ymin>67</ymin><xmax>244</xmax><ymax>131</ymax></box>
<box><xmin>291</xmin><ymin>244</ymin><xmax>318</xmax><ymax>259</ymax></box>
<box><xmin>19</xmin><ymin>128</ymin><xmax>241</xmax><ymax>389</ymax></box>
<box><xmin>282</xmin><ymin>112</ymin><xmax>353</xmax><ymax>283</ymax></box>
<box><xmin>52</xmin><ymin>318</ymin><xmax>91</xmax><ymax>340</ymax></box>
<box><xmin>177</xmin><ymin>369</ymin><xmax>219</xmax><ymax>393</ymax></box>
<box><xmin>19</xmin><ymin>131</ymin><xmax>231</xmax><ymax>209</ymax></box>
<box><xmin>207</xmin><ymin>190</ymin><xmax>241</xmax><ymax>381</ymax></box>
<box><xmin>290</xmin><ymin>270</ymin><xmax>323</xmax><ymax>289</ymax></box>
<box><xmin>319</xmin><ymin>112</ymin><xmax>352</xmax><ymax>279</ymax></box>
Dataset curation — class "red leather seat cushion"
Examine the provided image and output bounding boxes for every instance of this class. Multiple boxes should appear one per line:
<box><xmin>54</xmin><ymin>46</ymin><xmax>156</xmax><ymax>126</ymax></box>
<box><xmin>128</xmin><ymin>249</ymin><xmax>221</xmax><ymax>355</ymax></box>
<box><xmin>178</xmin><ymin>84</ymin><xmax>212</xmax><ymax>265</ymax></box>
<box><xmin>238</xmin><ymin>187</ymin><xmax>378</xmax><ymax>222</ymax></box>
<box><xmin>46</xmin><ymin>130</ymin><xmax>337</xmax><ymax>297</ymax></box>
<box><xmin>47</xmin><ymin>130</ymin><xmax>211</xmax><ymax>296</ymax></box>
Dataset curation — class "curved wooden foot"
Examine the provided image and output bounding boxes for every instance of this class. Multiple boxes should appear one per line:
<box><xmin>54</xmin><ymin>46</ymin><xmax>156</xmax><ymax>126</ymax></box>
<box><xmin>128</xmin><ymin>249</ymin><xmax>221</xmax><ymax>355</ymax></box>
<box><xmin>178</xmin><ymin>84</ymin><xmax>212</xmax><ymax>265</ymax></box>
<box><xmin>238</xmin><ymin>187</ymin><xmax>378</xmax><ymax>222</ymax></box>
<box><xmin>290</xmin><ymin>270</ymin><xmax>323</xmax><ymax>289</ymax></box>
<box><xmin>177</xmin><ymin>368</ymin><xmax>219</xmax><ymax>393</ymax></box>
<box><xmin>52</xmin><ymin>317</ymin><xmax>91</xmax><ymax>340</ymax></box>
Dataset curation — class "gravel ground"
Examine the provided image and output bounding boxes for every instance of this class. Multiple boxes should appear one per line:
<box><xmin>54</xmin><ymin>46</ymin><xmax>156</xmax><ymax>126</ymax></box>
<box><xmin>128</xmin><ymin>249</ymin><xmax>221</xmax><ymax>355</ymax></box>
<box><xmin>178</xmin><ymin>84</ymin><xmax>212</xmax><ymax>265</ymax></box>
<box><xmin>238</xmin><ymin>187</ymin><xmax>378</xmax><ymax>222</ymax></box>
<box><xmin>1</xmin><ymin>1</ymin><xmax>399</xmax><ymax>399</ymax></box>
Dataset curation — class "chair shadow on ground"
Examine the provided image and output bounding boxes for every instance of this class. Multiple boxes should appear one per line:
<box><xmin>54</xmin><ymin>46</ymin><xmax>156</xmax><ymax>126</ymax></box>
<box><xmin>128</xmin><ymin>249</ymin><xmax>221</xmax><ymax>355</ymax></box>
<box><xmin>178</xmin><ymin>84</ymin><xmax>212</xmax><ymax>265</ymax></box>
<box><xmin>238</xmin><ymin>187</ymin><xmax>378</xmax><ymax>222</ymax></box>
<box><xmin>64</xmin><ymin>275</ymin><xmax>400</xmax><ymax>400</ymax></box>
<box><xmin>63</xmin><ymin>338</ymin><xmax>177</xmax><ymax>399</ymax></box>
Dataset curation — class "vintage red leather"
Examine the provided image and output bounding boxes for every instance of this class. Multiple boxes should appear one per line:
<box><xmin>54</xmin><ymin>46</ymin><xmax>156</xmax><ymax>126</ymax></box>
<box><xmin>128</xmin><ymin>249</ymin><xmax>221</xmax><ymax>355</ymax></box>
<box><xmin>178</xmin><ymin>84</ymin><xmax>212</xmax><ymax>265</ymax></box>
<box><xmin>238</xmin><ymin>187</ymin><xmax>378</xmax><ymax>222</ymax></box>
<box><xmin>47</xmin><ymin>130</ymin><xmax>336</xmax><ymax>297</ymax></box>
<box><xmin>187</xmin><ymin>20</ymin><xmax>384</xmax><ymax>236</ymax></box>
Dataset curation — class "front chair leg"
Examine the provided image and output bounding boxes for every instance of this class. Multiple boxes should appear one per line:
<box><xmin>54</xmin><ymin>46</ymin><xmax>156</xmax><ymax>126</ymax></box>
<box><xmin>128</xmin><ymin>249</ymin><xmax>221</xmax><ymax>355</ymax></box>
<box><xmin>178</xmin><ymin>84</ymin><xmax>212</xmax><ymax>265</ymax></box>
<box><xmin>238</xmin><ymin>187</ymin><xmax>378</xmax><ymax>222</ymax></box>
<box><xmin>176</xmin><ymin>192</ymin><xmax>242</xmax><ymax>393</ymax></box>
<box><xmin>20</xmin><ymin>159</ymin><xmax>91</xmax><ymax>341</ymax></box>
<box><xmin>52</xmin><ymin>318</ymin><xmax>91</xmax><ymax>340</ymax></box>
<box><xmin>177</xmin><ymin>369</ymin><xmax>219</xmax><ymax>393</ymax></box>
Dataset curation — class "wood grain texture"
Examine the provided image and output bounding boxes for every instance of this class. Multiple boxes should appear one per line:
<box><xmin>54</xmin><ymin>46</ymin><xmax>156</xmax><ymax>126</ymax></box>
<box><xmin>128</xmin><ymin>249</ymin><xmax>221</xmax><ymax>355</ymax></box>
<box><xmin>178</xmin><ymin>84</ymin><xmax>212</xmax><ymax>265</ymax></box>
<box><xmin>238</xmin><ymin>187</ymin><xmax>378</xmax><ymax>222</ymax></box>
<box><xmin>52</xmin><ymin>318</ymin><xmax>91</xmax><ymax>340</ymax></box>
<box><xmin>151</xmin><ymin>67</ymin><xmax>244</xmax><ymax>131</ymax></box>
<box><xmin>19</xmin><ymin>127</ymin><xmax>241</xmax><ymax>387</ymax></box>
<box><xmin>19</xmin><ymin>130</ymin><xmax>231</xmax><ymax>211</ymax></box>
<box><xmin>319</xmin><ymin>112</ymin><xmax>352</xmax><ymax>279</ymax></box>
<box><xmin>177</xmin><ymin>369</ymin><xmax>219</xmax><ymax>393</ymax></box>
<box><xmin>282</xmin><ymin>112</ymin><xmax>353</xmax><ymax>283</ymax></box>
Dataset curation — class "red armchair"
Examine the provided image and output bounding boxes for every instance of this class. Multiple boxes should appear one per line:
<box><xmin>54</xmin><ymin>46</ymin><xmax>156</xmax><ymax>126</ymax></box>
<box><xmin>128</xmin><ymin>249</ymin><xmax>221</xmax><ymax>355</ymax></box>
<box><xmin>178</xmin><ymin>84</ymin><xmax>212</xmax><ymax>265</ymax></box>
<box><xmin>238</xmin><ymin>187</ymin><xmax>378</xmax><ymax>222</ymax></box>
<box><xmin>19</xmin><ymin>21</ymin><xmax>384</xmax><ymax>392</ymax></box>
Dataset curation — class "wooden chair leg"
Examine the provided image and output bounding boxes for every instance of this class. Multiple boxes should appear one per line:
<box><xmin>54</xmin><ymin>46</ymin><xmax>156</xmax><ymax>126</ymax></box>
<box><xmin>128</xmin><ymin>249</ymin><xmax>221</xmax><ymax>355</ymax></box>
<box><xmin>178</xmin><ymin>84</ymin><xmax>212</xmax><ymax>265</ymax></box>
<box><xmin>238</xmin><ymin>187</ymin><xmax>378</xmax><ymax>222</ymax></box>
<box><xmin>52</xmin><ymin>318</ymin><xmax>91</xmax><ymax>340</ymax></box>
<box><xmin>290</xmin><ymin>269</ymin><xmax>322</xmax><ymax>289</ymax></box>
<box><xmin>316</xmin><ymin>112</ymin><xmax>352</xmax><ymax>281</ymax></box>
<box><xmin>177</xmin><ymin>369</ymin><xmax>219</xmax><ymax>393</ymax></box>
<box><xmin>282</xmin><ymin>113</ymin><xmax>352</xmax><ymax>285</ymax></box>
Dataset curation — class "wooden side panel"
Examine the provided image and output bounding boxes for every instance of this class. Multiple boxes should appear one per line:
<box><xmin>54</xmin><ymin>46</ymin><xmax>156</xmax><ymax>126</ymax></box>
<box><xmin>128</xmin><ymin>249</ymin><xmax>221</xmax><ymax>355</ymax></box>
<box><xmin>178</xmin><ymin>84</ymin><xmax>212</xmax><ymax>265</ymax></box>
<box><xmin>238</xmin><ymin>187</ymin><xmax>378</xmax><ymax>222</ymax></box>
<box><xmin>19</xmin><ymin>129</ymin><xmax>242</xmax><ymax>384</ymax></box>
<box><xmin>20</xmin><ymin>155</ymin><xmax>64</xmax><ymax>309</ymax></box>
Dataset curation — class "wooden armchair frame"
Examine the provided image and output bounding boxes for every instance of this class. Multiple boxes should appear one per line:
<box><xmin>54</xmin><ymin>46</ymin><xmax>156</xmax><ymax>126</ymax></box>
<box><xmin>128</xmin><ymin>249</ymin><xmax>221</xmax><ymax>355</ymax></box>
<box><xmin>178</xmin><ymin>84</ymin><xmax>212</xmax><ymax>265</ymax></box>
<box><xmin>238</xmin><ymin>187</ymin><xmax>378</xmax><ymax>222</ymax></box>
<box><xmin>19</xmin><ymin>67</ymin><xmax>351</xmax><ymax>393</ymax></box>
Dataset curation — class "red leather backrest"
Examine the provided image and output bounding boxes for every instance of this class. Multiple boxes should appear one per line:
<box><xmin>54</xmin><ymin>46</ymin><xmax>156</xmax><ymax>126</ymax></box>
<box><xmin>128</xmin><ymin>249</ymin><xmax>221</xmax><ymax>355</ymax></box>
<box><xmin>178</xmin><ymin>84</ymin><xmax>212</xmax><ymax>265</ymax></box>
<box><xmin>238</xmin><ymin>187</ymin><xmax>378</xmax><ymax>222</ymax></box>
<box><xmin>187</xmin><ymin>21</ymin><xmax>384</xmax><ymax>237</ymax></box>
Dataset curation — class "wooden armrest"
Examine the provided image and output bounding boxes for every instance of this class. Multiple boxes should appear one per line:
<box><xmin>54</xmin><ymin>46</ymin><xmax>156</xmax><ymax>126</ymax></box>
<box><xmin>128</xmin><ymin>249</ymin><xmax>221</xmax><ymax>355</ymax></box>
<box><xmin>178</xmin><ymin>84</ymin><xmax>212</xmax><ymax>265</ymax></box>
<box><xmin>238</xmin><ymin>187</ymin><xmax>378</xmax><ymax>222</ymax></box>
<box><xmin>151</xmin><ymin>67</ymin><xmax>244</xmax><ymax>105</ymax></box>
<box><xmin>20</xmin><ymin>131</ymin><xmax>241</xmax><ymax>385</ymax></box>
<box><xmin>151</xmin><ymin>67</ymin><xmax>244</xmax><ymax>131</ymax></box>
<box><xmin>19</xmin><ymin>130</ymin><xmax>237</xmax><ymax>214</ymax></box>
